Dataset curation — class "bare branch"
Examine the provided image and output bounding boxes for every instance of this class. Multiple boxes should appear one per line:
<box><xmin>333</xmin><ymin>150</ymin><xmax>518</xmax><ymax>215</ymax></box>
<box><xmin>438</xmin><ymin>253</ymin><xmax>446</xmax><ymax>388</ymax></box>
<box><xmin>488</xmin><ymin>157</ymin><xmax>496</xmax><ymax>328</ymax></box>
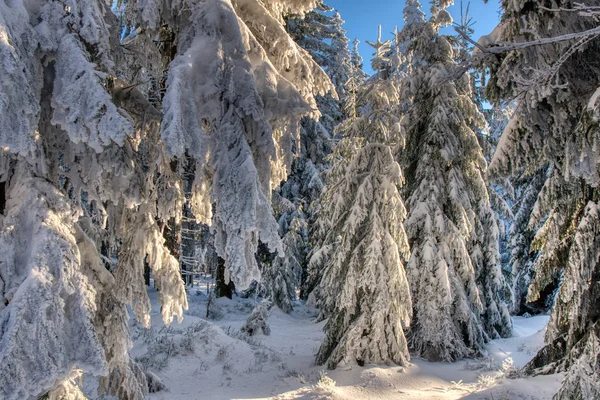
<box><xmin>478</xmin><ymin>25</ymin><xmax>600</xmax><ymax>55</ymax></box>
<box><xmin>539</xmin><ymin>3</ymin><xmax>600</xmax><ymax>14</ymax></box>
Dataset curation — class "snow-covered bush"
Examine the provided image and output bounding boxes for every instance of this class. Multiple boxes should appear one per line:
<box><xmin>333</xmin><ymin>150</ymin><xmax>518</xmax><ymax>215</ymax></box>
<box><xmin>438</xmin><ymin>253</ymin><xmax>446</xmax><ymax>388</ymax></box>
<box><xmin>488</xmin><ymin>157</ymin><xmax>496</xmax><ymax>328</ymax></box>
<box><xmin>145</xmin><ymin>371</ymin><xmax>167</xmax><ymax>393</ymax></box>
<box><xmin>314</xmin><ymin>371</ymin><xmax>337</xmax><ymax>392</ymax></box>
<box><xmin>136</xmin><ymin>323</ymin><xmax>206</xmax><ymax>371</ymax></box>
<box><xmin>241</xmin><ymin>301</ymin><xmax>273</xmax><ymax>336</ymax></box>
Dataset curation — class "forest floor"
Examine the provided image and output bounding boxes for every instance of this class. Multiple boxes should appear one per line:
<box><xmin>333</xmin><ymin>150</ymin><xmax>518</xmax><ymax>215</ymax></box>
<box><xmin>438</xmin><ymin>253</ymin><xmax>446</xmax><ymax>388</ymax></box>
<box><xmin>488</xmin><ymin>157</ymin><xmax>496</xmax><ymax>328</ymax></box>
<box><xmin>85</xmin><ymin>287</ymin><xmax>564</xmax><ymax>400</ymax></box>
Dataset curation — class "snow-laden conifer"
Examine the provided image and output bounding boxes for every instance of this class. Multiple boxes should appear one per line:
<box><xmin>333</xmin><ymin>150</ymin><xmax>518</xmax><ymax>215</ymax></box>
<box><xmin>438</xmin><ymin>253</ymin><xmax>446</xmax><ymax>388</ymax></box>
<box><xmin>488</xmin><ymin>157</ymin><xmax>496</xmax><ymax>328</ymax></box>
<box><xmin>485</xmin><ymin>1</ymin><xmax>600</xmax><ymax>396</ymax></box>
<box><xmin>311</xmin><ymin>28</ymin><xmax>412</xmax><ymax>368</ymax></box>
<box><xmin>119</xmin><ymin>0</ymin><xmax>335</xmax><ymax>291</ymax></box>
<box><xmin>261</xmin><ymin>214</ymin><xmax>306</xmax><ymax>313</ymax></box>
<box><xmin>343</xmin><ymin>39</ymin><xmax>370</xmax><ymax>119</ymax></box>
<box><xmin>399</xmin><ymin>0</ymin><xmax>511</xmax><ymax>362</ymax></box>
<box><xmin>313</xmin><ymin>141</ymin><xmax>412</xmax><ymax>369</ymax></box>
<box><xmin>0</xmin><ymin>168</ymin><xmax>107</xmax><ymax>399</ymax></box>
<box><xmin>508</xmin><ymin>167</ymin><xmax>549</xmax><ymax>315</ymax></box>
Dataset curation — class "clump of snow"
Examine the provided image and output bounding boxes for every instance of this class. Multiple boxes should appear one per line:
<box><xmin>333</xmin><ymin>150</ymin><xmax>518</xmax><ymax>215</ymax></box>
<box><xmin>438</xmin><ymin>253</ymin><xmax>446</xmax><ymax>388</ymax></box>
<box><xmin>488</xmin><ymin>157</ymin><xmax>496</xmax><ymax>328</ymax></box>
<box><xmin>476</xmin><ymin>24</ymin><xmax>504</xmax><ymax>53</ymax></box>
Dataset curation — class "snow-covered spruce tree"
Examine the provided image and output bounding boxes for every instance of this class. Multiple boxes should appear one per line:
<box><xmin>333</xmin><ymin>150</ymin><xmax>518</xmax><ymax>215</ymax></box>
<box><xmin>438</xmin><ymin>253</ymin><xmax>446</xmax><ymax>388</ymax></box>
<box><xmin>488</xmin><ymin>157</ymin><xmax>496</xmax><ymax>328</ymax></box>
<box><xmin>284</xmin><ymin>1</ymin><xmax>354</xmax><ymax>171</ymax></box>
<box><xmin>286</xmin><ymin>2</ymin><xmax>350</xmax><ymax>125</ymax></box>
<box><xmin>241</xmin><ymin>300</ymin><xmax>273</xmax><ymax>336</ymax></box>
<box><xmin>0</xmin><ymin>0</ymin><xmax>334</xmax><ymax>398</ymax></box>
<box><xmin>398</xmin><ymin>0</ymin><xmax>511</xmax><ymax>362</ymax></box>
<box><xmin>0</xmin><ymin>1</ymin><xmax>187</xmax><ymax>398</ymax></box>
<box><xmin>366</xmin><ymin>25</ymin><xmax>393</xmax><ymax>79</ymax></box>
<box><xmin>304</xmin><ymin>26</ymin><xmax>389</xmax><ymax>306</ymax></box>
<box><xmin>483</xmin><ymin>110</ymin><xmax>516</xmax><ymax>297</ymax></box>
<box><xmin>312</xmin><ymin>30</ymin><xmax>412</xmax><ymax>369</ymax></box>
<box><xmin>483</xmin><ymin>1</ymin><xmax>600</xmax><ymax>397</ymax></box>
<box><xmin>261</xmin><ymin>211</ymin><xmax>306</xmax><ymax>313</ymax></box>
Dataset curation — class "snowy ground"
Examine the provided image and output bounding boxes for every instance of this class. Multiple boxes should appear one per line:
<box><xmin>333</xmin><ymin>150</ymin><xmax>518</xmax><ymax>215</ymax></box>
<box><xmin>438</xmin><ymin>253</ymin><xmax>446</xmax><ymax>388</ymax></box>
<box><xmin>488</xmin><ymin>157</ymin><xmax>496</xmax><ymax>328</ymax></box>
<box><xmin>85</xmin><ymin>288</ymin><xmax>563</xmax><ymax>400</ymax></box>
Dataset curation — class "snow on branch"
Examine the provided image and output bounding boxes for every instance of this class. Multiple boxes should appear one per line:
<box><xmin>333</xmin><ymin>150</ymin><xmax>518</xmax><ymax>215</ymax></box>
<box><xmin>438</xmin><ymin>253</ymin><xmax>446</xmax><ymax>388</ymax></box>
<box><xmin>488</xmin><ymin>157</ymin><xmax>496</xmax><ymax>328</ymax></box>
<box><xmin>0</xmin><ymin>0</ymin><xmax>41</xmax><ymax>157</ymax></box>
<box><xmin>258</xmin><ymin>0</ymin><xmax>320</xmax><ymax>23</ymax></box>
<box><xmin>233</xmin><ymin>0</ymin><xmax>336</xmax><ymax>113</ymax></box>
<box><xmin>460</xmin><ymin>24</ymin><xmax>600</xmax><ymax>56</ymax></box>
<box><xmin>0</xmin><ymin>170</ymin><xmax>106</xmax><ymax>400</ymax></box>
<box><xmin>52</xmin><ymin>34</ymin><xmax>134</xmax><ymax>152</ymax></box>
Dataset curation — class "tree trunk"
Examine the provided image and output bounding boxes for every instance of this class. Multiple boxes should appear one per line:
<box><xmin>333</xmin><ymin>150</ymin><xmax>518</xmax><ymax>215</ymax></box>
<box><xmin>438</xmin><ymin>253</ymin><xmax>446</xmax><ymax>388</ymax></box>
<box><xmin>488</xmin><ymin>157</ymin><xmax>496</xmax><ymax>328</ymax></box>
<box><xmin>162</xmin><ymin>216</ymin><xmax>182</xmax><ymax>278</ymax></box>
<box><xmin>180</xmin><ymin>155</ymin><xmax>198</xmax><ymax>287</ymax></box>
<box><xmin>215</xmin><ymin>257</ymin><xmax>234</xmax><ymax>299</ymax></box>
<box><xmin>144</xmin><ymin>262</ymin><xmax>151</xmax><ymax>287</ymax></box>
<box><xmin>0</xmin><ymin>181</ymin><xmax>6</xmax><ymax>216</ymax></box>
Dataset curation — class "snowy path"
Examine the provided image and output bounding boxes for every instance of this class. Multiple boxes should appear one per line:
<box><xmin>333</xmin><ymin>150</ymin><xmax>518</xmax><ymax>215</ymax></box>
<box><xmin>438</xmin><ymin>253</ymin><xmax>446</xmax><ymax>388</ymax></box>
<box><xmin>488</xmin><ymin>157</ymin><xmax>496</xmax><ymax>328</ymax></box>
<box><xmin>100</xmin><ymin>290</ymin><xmax>563</xmax><ymax>400</ymax></box>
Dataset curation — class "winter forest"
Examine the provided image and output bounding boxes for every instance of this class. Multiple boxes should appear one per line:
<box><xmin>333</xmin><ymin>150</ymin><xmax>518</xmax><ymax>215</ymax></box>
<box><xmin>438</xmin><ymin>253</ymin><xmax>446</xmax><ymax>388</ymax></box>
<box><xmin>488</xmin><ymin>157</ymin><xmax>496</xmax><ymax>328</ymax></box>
<box><xmin>0</xmin><ymin>0</ymin><xmax>599</xmax><ymax>399</ymax></box>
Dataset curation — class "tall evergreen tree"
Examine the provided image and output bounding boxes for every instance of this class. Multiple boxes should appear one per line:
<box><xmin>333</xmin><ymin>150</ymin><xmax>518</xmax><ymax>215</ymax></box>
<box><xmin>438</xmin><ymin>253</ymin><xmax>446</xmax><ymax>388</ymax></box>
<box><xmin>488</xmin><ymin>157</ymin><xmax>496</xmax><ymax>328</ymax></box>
<box><xmin>286</xmin><ymin>1</ymin><xmax>350</xmax><ymax>131</ymax></box>
<box><xmin>398</xmin><ymin>0</ymin><xmax>511</xmax><ymax>362</ymax></box>
<box><xmin>311</xmin><ymin>26</ymin><xmax>412</xmax><ymax>369</ymax></box>
<box><xmin>484</xmin><ymin>1</ymin><xmax>600</xmax><ymax>397</ymax></box>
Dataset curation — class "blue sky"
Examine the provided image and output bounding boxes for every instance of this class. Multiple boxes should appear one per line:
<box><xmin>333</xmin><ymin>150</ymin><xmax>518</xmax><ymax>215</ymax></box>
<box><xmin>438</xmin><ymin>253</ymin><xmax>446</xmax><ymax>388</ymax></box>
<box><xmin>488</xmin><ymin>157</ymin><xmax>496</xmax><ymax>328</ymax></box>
<box><xmin>327</xmin><ymin>0</ymin><xmax>503</xmax><ymax>73</ymax></box>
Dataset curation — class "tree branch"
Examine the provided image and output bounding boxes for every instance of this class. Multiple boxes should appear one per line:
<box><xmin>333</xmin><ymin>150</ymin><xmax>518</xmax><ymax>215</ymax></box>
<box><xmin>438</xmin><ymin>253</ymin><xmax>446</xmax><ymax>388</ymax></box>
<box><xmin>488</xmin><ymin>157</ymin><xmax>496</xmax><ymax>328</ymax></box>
<box><xmin>468</xmin><ymin>25</ymin><xmax>600</xmax><ymax>55</ymax></box>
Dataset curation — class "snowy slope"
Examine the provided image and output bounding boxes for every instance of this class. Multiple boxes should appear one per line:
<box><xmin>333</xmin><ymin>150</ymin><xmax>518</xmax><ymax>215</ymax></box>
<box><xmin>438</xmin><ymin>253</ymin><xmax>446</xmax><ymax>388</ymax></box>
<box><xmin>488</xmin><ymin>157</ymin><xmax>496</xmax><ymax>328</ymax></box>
<box><xmin>84</xmin><ymin>288</ymin><xmax>562</xmax><ymax>400</ymax></box>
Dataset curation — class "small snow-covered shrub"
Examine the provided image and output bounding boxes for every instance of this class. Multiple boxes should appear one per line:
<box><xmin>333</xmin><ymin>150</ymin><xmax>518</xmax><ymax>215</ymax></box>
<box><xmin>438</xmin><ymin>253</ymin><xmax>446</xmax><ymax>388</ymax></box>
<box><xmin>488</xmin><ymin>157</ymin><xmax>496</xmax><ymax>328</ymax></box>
<box><xmin>225</xmin><ymin>328</ymin><xmax>263</xmax><ymax>347</ymax></box>
<box><xmin>284</xmin><ymin>369</ymin><xmax>307</xmax><ymax>384</ymax></box>
<box><xmin>186</xmin><ymin>321</ymin><xmax>210</xmax><ymax>334</ymax></box>
<box><xmin>475</xmin><ymin>357</ymin><xmax>518</xmax><ymax>390</ymax></box>
<box><xmin>254</xmin><ymin>350</ymin><xmax>269</xmax><ymax>365</ymax></box>
<box><xmin>145</xmin><ymin>371</ymin><xmax>167</xmax><ymax>393</ymax></box>
<box><xmin>179</xmin><ymin>334</ymin><xmax>195</xmax><ymax>353</ymax></box>
<box><xmin>499</xmin><ymin>357</ymin><xmax>519</xmax><ymax>379</ymax></box>
<box><xmin>147</xmin><ymin>332</ymin><xmax>178</xmax><ymax>358</ymax></box>
<box><xmin>314</xmin><ymin>371</ymin><xmax>336</xmax><ymax>392</ymax></box>
<box><xmin>216</xmin><ymin>346</ymin><xmax>229</xmax><ymax>362</ymax></box>
<box><xmin>135</xmin><ymin>322</ymin><xmax>209</xmax><ymax>370</ymax></box>
<box><xmin>241</xmin><ymin>301</ymin><xmax>272</xmax><ymax>336</ymax></box>
<box><xmin>476</xmin><ymin>373</ymin><xmax>497</xmax><ymax>389</ymax></box>
<box><xmin>136</xmin><ymin>354</ymin><xmax>169</xmax><ymax>371</ymax></box>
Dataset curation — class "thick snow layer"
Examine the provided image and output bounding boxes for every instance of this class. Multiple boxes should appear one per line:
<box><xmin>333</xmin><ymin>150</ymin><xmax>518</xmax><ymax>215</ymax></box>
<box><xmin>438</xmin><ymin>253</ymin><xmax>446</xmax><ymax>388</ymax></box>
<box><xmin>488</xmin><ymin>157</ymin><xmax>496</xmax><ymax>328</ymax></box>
<box><xmin>84</xmin><ymin>289</ymin><xmax>562</xmax><ymax>399</ymax></box>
